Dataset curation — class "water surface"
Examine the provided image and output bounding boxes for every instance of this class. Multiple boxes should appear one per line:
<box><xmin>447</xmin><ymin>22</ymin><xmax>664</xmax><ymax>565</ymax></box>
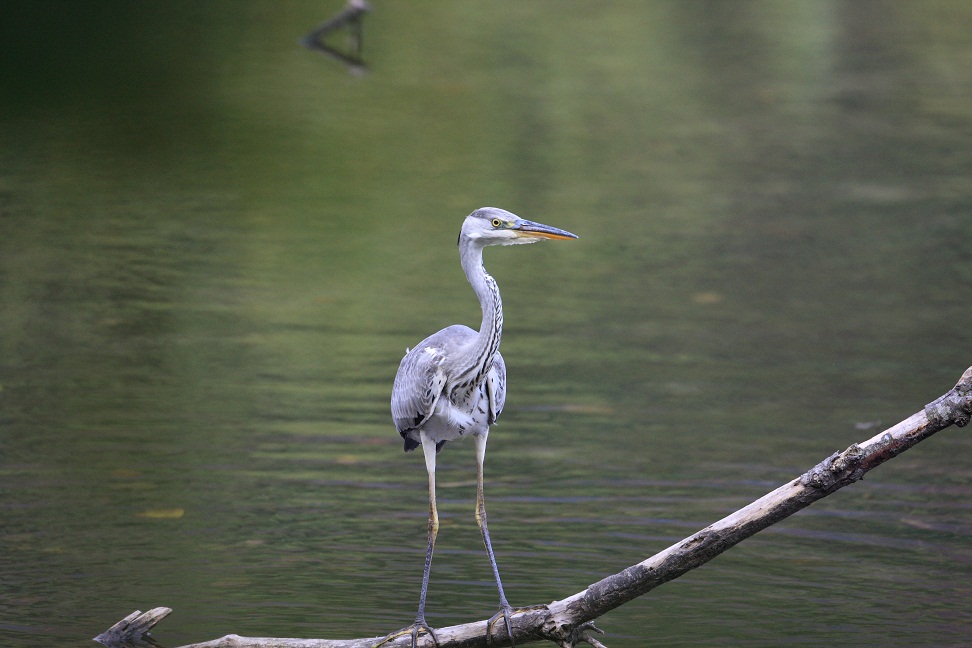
<box><xmin>1</xmin><ymin>2</ymin><xmax>971</xmax><ymax>647</ymax></box>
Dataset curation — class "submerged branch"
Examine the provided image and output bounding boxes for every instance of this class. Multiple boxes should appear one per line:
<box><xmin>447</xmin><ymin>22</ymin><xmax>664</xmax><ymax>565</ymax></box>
<box><xmin>94</xmin><ymin>608</ymin><xmax>172</xmax><ymax>647</ymax></box>
<box><xmin>99</xmin><ymin>367</ymin><xmax>972</xmax><ymax>648</ymax></box>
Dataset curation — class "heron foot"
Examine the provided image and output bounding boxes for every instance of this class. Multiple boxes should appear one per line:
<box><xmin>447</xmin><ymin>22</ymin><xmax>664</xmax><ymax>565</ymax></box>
<box><xmin>486</xmin><ymin>603</ymin><xmax>549</xmax><ymax>646</ymax></box>
<box><xmin>372</xmin><ymin>619</ymin><xmax>439</xmax><ymax>648</ymax></box>
<box><xmin>486</xmin><ymin>604</ymin><xmax>514</xmax><ymax>646</ymax></box>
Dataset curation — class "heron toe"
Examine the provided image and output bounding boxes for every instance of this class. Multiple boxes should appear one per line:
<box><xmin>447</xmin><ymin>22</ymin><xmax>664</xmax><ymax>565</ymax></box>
<box><xmin>486</xmin><ymin>603</ymin><xmax>552</xmax><ymax>646</ymax></box>
<box><xmin>372</xmin><ymin>620</ymin><xmax>439</xmax><ymax>648</ymax></box>
<box><xmin>486</xmin><ymin>604</ymin><xmax>515</xmax><ymax>647</ymax></box>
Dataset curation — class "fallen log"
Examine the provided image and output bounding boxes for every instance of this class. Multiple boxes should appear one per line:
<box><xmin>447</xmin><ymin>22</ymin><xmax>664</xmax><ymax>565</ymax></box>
<box><xmin>97</xmin><ymin>366</ymin><xmax>972</xmax><ymax>648</ymax></box>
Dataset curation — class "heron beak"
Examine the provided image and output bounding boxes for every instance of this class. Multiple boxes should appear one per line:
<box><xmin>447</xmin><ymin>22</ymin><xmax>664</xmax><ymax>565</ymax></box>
<box><xmin>513</xmin><ymin>219</ymin><xmax>578</xmax><ymax>241</ymax></box>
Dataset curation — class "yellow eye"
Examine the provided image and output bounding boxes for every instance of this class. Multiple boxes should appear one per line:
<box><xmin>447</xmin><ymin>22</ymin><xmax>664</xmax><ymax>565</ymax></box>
<box><xmin>491</xmin><ymin>218</ymin><xmax>503</xmax><ymax>228</ymax></box>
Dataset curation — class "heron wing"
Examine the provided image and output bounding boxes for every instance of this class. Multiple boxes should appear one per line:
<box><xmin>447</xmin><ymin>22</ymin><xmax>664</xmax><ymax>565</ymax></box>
<box><xmin>486</xmin><ymin>351</ymin><xmax>506</xmax><ymax>424</ymax></box>
<box><xmin>391</xmin><ymin>325</ymin><xmax>476</xmax><ymax>450</ymax></box>
<box><xmin>391</xmin><ymin>347</ymin><xmax>445</xmax><ymax>443</ymax></box>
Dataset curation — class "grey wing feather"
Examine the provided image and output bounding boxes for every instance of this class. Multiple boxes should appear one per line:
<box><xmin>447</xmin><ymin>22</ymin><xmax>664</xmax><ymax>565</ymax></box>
<box><xmin>391</xmin><ymin>345</ymin><xmax>445</xmax><ymax>437</ymax></box>
<box><xmin>391</xmin><ymin>325</ymin><xmax>477</xmax><ymax>446</ymax></box>
<box><xmin>486</xmin><ymin>351</ymin><xmax>506</xmax><ymax>424</ymax></box>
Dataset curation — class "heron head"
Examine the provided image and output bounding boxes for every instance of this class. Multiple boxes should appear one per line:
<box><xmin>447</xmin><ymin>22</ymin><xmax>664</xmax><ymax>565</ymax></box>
<box><xmin>460</xmin><ymin>207</ymin><xmax>578</xmax><ymax>246</ymax></box>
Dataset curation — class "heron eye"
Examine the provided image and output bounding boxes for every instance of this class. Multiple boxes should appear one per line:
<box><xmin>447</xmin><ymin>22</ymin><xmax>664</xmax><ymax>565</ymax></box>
<box><xmin>491</xmin><ymin>218</ymin><xmax>503</xmax><ymax>228</ymax></box>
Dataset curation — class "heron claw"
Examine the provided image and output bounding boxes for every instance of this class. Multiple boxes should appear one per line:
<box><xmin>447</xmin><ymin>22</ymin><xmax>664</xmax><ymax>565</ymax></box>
<box><xmin>486</xmin><ymin>604</ymin><xmax>515</xmax><ymax>646</ymax></box>
<box><xmin>486</xmin><ymin>603</ymin><xmax>550</xmax><ymax>646</ymax></box>
<box><xmin>372</xmin><ymin>619</ymin><xmax>439</xmax><ymax>648</ymax></box>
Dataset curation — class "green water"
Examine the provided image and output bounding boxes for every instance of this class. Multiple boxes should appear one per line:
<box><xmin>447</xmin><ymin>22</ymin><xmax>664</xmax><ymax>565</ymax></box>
<box><xmin>1</xmin><ymin>2</ymin><xmax>971</xmax><ymax>646</ymax></box>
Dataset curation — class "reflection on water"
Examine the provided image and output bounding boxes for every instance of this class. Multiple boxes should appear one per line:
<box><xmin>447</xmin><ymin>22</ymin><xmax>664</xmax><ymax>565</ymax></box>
<box><xmin>1</xmin><ymin>2</ymin><xmax>971</xmax><ymax>647</ymax></box>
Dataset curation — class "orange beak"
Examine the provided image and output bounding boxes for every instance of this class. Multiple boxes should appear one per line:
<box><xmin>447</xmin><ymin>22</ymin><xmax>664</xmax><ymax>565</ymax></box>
<box><xmin>514</xmin><ymin>219</ymin><xmax>578</xmax><ymax>241</ymax></box>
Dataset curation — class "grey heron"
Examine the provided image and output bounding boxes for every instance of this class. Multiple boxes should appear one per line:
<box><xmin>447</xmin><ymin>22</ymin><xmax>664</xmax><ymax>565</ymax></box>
<box><xmin>376</xmin><ymin>207</ymin><xmax>577</xmax><ymax>648</ymax></box>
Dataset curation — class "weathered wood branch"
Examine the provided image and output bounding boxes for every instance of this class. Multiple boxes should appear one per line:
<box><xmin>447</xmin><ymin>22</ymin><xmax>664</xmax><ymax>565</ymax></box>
<box><xmin>98</xmin><ymin>367</ymin><xmax>972</xmax><ymax>648</ymax></box>
<box><xmin>94</xmin><ymin>607</ymin><xmax>172</xmax><ymax>647</ymax></box>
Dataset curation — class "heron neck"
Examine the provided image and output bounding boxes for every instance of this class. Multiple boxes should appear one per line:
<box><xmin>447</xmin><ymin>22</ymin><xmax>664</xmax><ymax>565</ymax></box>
<box><xmin>458</xmin><ymin>238</ymin><xmax>503</xmax><ymax>384</ymax></box>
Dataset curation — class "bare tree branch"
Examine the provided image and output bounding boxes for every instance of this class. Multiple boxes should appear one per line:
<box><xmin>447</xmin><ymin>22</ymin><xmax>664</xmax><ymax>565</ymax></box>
<box><xmin>94</xmin><ymin>608</ymin><xmax>172</xmax><ymax>647</ymax></box>
<box><xmin>98</xmin><ymin>367</ymin><xmax>972</xmax><ymax>648</ymax></box>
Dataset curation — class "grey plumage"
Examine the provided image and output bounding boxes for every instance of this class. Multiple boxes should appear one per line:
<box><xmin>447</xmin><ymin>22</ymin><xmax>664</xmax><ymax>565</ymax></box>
<box><xmin>392</xmin><ymin>324</ymin><xmax>507</xmax><ymax>452</ymax></box>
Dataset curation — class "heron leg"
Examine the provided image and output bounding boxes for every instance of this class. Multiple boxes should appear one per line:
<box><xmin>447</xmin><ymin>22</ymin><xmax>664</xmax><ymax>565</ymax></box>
<box><xmin>415</xmin><ymin>433</ymin><xmax>440</xmax><ymax>643</ymax></box>
<box><xmin>373</xmin><ymin>433</ymin><xmax>440</xmax><ymax>648</ymax></box>
<box><xmin>473</xmin><ymin>434</ymin><xmax>517</xmax><ymax>647</ymax></box>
